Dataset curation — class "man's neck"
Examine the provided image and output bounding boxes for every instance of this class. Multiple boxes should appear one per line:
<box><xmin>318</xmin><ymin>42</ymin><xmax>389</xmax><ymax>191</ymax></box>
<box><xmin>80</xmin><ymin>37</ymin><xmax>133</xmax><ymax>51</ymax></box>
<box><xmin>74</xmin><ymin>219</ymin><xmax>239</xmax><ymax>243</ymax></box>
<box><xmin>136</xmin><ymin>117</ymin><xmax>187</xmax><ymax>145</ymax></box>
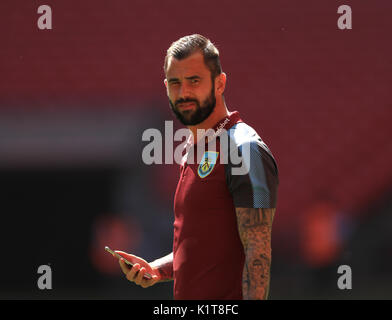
<box><xmin>187</xmin><ymin>102</ymin><xmax>230</xmax><ymax>143</ymax></box>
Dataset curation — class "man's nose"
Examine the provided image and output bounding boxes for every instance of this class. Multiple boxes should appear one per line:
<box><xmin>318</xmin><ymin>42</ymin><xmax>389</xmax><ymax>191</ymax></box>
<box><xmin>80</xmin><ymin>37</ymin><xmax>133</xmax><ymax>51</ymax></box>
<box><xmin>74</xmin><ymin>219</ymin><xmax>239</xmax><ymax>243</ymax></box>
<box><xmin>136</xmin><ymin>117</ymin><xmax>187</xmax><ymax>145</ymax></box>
<box><xmin>178</xmin><ymin>82</ymin><xmax>191</xmax><ymax>99</ymax></box>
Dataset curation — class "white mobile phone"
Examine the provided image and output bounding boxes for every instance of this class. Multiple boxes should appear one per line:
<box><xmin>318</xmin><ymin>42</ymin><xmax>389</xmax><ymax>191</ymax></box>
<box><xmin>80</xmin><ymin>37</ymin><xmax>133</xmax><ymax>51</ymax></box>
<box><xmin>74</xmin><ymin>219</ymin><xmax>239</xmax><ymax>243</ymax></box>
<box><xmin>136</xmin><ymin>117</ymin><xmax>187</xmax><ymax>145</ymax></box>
<box><xmin>105</xmin><ymin>246</ymin><xmax>152</xmax><ymax>280</ymax></box>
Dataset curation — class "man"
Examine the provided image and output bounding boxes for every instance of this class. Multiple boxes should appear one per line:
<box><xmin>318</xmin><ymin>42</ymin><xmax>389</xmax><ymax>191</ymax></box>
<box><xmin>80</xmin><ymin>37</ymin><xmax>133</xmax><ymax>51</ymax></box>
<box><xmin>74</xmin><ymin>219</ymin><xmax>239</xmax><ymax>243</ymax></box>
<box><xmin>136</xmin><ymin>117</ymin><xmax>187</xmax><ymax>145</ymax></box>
<box><xmin>115</xmin><ymin>34</ymin><xmax>279</xmax><ymax>300</ymax></box>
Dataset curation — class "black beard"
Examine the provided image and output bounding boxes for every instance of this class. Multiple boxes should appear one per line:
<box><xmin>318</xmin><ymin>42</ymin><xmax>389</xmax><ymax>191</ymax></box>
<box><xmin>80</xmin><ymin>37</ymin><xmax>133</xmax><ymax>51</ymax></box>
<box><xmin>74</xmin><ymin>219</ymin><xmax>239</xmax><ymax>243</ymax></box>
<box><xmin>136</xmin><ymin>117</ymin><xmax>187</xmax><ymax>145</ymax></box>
<box><xmin>169</xmin><ymin>84</ymin><xmax>216</xmax><ymax>126</ymax></box>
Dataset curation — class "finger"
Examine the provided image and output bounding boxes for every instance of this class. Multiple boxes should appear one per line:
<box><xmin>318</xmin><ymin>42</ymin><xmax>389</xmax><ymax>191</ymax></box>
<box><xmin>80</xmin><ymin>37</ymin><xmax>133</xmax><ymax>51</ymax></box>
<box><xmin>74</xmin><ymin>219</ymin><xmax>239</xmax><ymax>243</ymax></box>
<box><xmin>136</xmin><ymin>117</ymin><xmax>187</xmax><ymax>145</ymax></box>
<box><xmin>126</xmin><ymin>263</ymin><xmax>141</xmax><ymax>282</ymax></box>
<box><xmin>140</xmin><ymin>275</ymin><xmax>160</xmax><ymax>288</ymax></box>
<box><xmin>119</xmin><ymin>258</ymin><xmax>130</xmax><ymax>275</ymax></box>
<box><xmin>134</xmin><ymin>267</ymin><xmax>146</xmax><ymax>285</ymax></box>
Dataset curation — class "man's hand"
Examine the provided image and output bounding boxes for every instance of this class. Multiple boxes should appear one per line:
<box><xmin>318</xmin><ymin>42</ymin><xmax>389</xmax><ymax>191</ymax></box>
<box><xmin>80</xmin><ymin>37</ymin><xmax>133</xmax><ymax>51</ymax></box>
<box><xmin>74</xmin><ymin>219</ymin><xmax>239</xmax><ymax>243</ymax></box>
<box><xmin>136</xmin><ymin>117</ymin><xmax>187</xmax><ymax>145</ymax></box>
<box><xmin>115</xmin><ymin>251</ymin><xmax>161</xmax><ymax>288</ymax></box>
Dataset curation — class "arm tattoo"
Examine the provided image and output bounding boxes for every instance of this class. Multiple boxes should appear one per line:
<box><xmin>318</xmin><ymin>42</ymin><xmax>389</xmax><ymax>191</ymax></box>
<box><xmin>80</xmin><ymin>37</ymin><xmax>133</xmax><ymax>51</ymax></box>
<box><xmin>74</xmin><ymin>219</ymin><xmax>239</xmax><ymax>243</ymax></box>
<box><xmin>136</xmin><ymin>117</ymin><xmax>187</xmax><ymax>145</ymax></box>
<box><xmin>150</xmin><ymin>252</ymin><xmax>173</xmax><ymax>282</ymax></box>
<box><xmin>236</xmin><ymin>208</ymin><xmax>275</xmax><ymax>300</ymax></box>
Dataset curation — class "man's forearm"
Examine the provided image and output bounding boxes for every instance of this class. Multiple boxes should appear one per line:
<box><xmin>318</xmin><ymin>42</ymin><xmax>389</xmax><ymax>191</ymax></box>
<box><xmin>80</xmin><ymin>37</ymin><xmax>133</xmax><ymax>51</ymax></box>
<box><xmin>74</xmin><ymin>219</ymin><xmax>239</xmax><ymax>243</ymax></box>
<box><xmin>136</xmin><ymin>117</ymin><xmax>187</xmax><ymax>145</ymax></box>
<box><xmin>236</xmin><ymin>208</ymin><xmax>275</xmax><ymax>300</ymax></box>
<box><xmin>149</xmin><ymin>252</ymin><xmax>173</xmax><ymax>282</ymax></box>
<box><xmin>242</xmin><ymin>250</ymin><xmax>271</xmax><ymax>299</ymax></box>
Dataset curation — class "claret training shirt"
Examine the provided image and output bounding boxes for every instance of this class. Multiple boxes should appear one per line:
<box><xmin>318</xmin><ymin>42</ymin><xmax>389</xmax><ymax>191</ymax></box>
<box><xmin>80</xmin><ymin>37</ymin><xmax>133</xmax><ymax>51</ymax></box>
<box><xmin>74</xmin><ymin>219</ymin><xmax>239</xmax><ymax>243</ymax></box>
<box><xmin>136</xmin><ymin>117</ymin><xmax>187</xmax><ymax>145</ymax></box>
<box><xmin>173</xmin><ymin>111</ymin><xmax>279</xmax><ymax>300</ymax></box>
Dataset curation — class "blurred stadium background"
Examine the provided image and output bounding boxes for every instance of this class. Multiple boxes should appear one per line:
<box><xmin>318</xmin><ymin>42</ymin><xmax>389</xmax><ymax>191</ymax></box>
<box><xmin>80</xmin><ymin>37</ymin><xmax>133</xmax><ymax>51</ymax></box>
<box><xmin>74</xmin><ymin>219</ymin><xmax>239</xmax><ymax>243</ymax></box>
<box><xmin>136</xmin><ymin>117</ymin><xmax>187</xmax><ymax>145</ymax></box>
<box><xmin>0</xmin><ymin>0</ymin><xmax>391</xmax><ymax>299</ymax></box>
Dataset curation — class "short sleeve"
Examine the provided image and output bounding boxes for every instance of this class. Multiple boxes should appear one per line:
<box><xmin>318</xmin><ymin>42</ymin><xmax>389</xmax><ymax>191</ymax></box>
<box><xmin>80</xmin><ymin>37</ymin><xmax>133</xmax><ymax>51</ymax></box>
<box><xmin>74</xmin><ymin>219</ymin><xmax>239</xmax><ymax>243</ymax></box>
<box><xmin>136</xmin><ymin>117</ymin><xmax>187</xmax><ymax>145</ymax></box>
<box><xmin>225</xmin><ymin>141</ymin><xmax>279</xmax><ymax>208</ymax></box>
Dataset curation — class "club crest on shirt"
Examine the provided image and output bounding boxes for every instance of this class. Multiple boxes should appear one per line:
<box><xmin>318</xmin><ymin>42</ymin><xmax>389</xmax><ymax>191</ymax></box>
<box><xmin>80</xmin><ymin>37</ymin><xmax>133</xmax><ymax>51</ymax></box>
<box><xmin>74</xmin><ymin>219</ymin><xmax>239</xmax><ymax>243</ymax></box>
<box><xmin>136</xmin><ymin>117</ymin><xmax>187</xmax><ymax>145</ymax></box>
<box><xmin>198</xmin><ymin>151</ymin><xmax>219</xmax><ymax>179</ymax></box>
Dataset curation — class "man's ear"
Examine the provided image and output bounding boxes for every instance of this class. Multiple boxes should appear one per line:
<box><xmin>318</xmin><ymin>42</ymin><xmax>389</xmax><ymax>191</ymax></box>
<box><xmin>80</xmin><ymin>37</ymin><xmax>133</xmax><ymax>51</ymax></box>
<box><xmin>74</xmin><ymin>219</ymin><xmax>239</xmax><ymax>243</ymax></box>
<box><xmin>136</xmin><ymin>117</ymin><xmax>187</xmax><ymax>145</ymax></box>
<box><xmin>215</xmin><ymin>72</ymin><xmax>227</xmax><ymax>95</ymax></box>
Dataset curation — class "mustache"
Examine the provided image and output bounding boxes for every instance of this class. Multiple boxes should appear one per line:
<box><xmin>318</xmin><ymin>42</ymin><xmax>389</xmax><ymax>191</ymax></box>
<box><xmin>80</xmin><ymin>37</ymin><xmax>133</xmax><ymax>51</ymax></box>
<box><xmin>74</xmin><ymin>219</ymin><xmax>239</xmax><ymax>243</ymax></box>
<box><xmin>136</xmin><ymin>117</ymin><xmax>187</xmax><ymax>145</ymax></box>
<box><xmin>175</xmin><ymin>98</ymin><xmax>199</xmax><ymax>106</ymax></box>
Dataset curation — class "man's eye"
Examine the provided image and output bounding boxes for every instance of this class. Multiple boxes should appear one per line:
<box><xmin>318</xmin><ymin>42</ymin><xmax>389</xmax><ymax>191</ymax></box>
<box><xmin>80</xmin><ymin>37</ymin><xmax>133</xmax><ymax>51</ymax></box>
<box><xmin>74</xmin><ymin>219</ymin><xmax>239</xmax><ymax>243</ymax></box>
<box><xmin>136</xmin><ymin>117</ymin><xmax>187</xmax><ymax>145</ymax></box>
<box><xmin>191</xmin><ymin>79</ymin><xmax>199</xmax><ymax>84</ymax></box>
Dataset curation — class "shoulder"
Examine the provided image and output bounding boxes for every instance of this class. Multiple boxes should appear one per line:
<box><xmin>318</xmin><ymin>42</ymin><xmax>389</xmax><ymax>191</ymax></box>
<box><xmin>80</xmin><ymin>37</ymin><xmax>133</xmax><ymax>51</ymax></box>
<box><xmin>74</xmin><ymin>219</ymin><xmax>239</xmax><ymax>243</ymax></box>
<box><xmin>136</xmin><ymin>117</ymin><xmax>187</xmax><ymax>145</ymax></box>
<box><xmin>225</xmin><ymin>122</ymin><xmax>278</xmax><ymax>175</ymax></box>
<box><xmin>223</xmin><ymin>121</ymin><xmax>279</xmax><ymax>208</ymax></box>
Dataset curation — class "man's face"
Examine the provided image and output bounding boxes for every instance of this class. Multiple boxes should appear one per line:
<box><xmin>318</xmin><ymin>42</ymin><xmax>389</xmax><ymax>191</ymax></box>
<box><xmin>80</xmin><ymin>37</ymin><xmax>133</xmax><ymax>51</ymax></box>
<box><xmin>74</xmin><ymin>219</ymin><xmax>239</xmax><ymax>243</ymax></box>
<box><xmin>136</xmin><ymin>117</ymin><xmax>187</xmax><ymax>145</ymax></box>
<box><xmin>165</xmin><ymin>52</ymin><xmax>216</xmax><ymax>126</ymax></box>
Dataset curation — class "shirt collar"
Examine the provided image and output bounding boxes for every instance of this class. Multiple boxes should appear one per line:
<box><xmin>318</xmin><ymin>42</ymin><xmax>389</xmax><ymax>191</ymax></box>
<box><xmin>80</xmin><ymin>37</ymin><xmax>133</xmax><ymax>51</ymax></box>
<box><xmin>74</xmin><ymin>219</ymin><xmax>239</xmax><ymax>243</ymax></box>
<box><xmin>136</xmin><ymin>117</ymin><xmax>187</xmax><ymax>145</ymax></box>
<box><xmin>211</xmin><ymin>111</ymin><xmax>242</xmax><ymax>134</ymax></box>
<box><xmin>182</xmin><ymin>111</ymin><xmax>242</xmax><ymax>164</ymax></box>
